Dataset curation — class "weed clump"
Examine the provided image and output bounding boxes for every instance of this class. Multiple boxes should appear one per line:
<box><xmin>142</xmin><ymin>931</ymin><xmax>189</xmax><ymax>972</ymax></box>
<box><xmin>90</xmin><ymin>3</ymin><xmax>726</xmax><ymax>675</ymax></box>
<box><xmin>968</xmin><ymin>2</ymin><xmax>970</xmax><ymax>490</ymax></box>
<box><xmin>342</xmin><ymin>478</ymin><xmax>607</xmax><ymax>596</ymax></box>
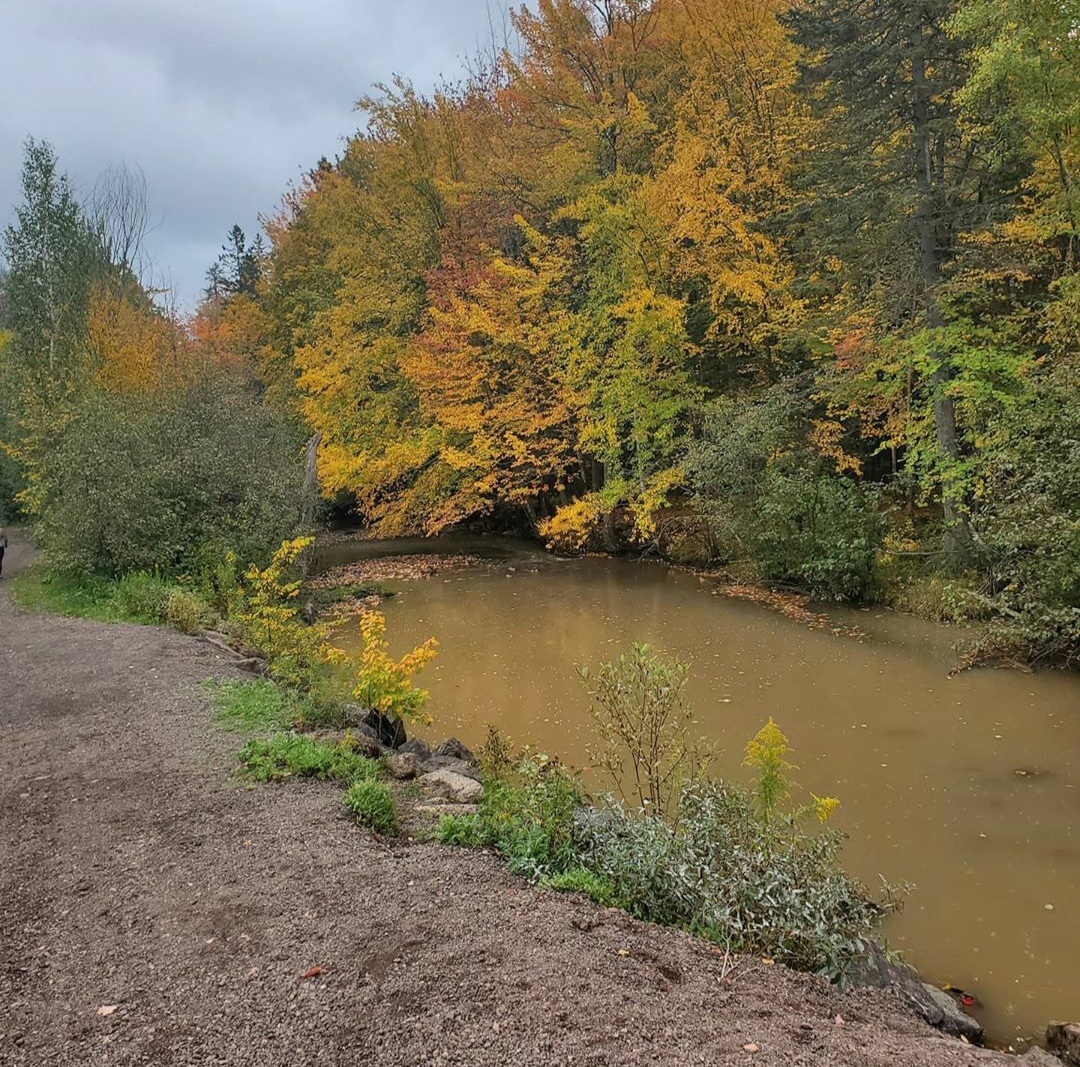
<box><xmin>344</xmin><ymin>779</ymin><xmax>397</xmax><ymax>834</ymax></box>
<box><xmin>238</xmin><ymin>733</ymin><xmax>380</xmax><ymax>784</ymax></box>
<box><xmin>436</xmin><ymin>748</ymin><xmax>581</xmax><ymax>880</ymax></box>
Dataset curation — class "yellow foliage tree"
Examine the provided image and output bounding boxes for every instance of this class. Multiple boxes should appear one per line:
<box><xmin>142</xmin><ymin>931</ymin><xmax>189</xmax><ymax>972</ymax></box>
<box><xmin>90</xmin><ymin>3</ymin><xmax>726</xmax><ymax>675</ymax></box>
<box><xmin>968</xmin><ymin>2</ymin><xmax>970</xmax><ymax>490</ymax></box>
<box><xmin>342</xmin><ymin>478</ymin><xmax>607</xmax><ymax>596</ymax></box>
<box><xmin>349</xmin><ymin>609</ymin><xmax>438</xmax><ymax>724</ymax></box>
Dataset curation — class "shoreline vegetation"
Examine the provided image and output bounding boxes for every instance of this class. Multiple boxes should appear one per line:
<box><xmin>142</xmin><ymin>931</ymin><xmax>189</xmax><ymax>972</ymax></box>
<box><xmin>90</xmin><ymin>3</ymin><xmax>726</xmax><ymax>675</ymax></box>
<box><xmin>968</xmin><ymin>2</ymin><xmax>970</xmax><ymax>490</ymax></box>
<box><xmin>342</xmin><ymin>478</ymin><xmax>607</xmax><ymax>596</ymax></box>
<box><xmin>9</xmin><ymin>529</ymin><xmax>1052</xmax><ymax>677</ymax></box>
<box><xmin>6</xmin><ymin>532</ymin><xmax>1011</xmax><ymax>1051</ymax></box>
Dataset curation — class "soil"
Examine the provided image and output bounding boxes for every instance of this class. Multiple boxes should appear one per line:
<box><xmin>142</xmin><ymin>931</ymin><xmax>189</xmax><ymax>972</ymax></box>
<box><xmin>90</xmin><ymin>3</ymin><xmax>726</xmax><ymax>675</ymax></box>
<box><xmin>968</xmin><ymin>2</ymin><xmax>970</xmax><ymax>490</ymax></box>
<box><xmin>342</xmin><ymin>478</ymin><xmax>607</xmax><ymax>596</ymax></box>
<box><xmin>0</xmin><ymin>529</ymin><xmax>1048</xmax><ymax>1066</ymax></box>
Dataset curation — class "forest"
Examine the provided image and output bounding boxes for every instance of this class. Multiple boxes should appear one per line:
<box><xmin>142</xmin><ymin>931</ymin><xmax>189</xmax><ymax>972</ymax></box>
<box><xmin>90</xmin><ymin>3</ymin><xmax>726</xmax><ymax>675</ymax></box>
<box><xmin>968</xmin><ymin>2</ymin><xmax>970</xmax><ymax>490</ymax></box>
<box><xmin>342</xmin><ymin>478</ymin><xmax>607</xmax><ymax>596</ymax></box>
<box><xmin>1</xmin><ymin>0</ymin><xmax>1078</xmax><ymax>666</ymax></box>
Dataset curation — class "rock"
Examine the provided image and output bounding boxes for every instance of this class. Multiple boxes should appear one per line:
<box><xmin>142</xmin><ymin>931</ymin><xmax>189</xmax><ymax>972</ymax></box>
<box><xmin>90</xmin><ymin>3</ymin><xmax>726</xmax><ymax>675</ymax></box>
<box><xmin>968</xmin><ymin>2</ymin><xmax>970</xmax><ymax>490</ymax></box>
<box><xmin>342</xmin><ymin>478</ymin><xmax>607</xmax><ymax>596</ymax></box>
<box><xmin>919</xmin><ymin>984</ymin><xmax>984</xmax><ymax>1044</ymax></box>
<box><xmin>348</xmin><ymin>709</ymin><xmax>406</xmax><ymax>749</ymax></box>
<box><xmin>1048</xmin><ymin>1022</ymin><xmax>1080</xmax><ymax>1065</ymax></box>
<box><xmin>845</xmin><ymin>942</ymin><xmax>983</xmax><ymax>1044</ymax></box>
<box><xmin>398</xmin><ymin>738</ymin><xmax>432</xmax><ymax>761</ymax></box>
<box><xmin>420</xmin><ymin>754</ymin><xmax>481</xmax><ymax>782</ymax></box>
<box><xmin>1024</xmin><ymin>1048</ymin><xmax>1065</xmax><ymax>1067</ymax></box>
<box><xmin>342</xmin><ymin>705</ymin><xmax>381</xmax><ymax>741</ymax></box>
<box><xmin>348</xmin><ymin>733</ymin><xmax>383</xmax><ymax>759</ymax></box>
<box><xmin>418</xmin><ymin>769</ymin><xmax>484</xmax><ymax>805</ymax></box>
<box><xmin>433</xmin><ymin>737</ymin><xmax>475</xmax><ymax>762</ymax></box>
<box><xmin>385</xmin><ymin>752</ymin><xmax>419</xmax><ymax>781</ymax></box>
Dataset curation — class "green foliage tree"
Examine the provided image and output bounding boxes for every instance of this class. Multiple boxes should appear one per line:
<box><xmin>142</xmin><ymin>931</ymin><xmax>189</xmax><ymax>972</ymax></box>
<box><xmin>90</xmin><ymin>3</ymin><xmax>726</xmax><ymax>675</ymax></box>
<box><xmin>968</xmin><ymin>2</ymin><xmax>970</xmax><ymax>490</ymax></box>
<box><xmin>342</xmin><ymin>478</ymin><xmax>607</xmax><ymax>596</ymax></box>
<box><xmin>688</xmin><ymin>387</ymin><xmax>887</xmax><ymax>599</ymax></box>
<box><xmin>2</xmin><ymin>139</ymin><xmax>97</xmax><ymax>385</ymax></box>
<box><xmin>31</xmin><ymin>373</ymin><xmax>307</xmax><ymax>577</ymax></box>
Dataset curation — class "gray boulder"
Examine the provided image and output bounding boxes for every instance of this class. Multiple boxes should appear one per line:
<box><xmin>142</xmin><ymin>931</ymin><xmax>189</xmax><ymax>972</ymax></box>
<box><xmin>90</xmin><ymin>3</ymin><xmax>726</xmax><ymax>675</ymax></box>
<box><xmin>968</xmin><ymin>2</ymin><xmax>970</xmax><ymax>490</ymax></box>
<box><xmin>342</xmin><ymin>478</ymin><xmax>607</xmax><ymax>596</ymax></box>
<box><xmin>418</xmin><ymin>769</ymin><xmax>484</xmax><ymax>804</ymax></box>
<box><xmin>385</xmin><ymin>752</ymin><xmax>419</xmax><ymax>781</ymax></box>
<box><xmin>398</xmin><ymin>738</ymin><xmax>432</xmax><ymax>761</ymax></box>
<box><xmin>421</xmin><ymin>754</ymin><xmax>481</xmax><ymax>782</ymax></box>
<box><xmin>349</xmin><ymin>732</ymin><xmax>383</xmax><ymax>759</ymax></box>
<box><xmin>1048</xmin><ymin>1022</ymin><xmax>1080</xmax><ymax>1065</ymax></box>
<box><xmin>845</xmin><ymin>941</ymin><xmax>983</xmax><ymax>1044</ymax></box>
<box><xmin>1024</xmin><ymin>1048</ymin><xmax>1066</xmax><ymax>1067</ymax></box>
<box><xmin>433</xmin><ymin>737</ymin><xmax>475</xmax><ymax>762</ymax></box>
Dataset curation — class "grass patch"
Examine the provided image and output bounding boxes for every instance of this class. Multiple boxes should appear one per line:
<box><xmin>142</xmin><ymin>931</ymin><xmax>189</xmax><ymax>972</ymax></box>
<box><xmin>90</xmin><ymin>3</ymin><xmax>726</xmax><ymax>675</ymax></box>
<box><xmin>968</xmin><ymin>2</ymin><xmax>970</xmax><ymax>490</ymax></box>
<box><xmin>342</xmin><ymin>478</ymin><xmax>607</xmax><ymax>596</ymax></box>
<box><xmin>238</xmin><ymin>733</ymin><xmax>381</xmax><ymax>784</ymax></box>
<box><xmin>433</xmin><ymin>758</ymin><xmax>581</xmax><ymax>880</ymax></box>
<box><xmin>343</xmin><ymin>778</ymin><xmax>398</xmax><ymax>834</ymax></box>
<box><xmin>11</xmin><ymin>564</ymin><xmax>217</xmax><ymax>629</ymax></box>
<box><xmin>207</xmin><ymin>679</ymin><xmax>310</xmax><ymax>733</ymax></box>
<box><xmin>544</xmin><ymin>867</ymin><xmax>623</xmax><ymax>908</ymax></box>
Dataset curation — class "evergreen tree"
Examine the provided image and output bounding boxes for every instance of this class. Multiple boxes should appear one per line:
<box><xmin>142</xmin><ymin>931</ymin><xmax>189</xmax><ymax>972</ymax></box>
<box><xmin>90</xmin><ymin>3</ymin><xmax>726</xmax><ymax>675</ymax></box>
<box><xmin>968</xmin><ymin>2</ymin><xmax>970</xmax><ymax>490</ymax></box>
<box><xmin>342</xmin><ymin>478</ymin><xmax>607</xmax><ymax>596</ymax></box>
<box><xmin>787</xmin><ymin>0</ymin><xmax>1019</xmax><ymax>567</ymax></box>
<box><xmin>206</xmin><ymin>224</ymin><xmax>265</xmax><ymax>299</ymax></box>
<box><xmin>2</xmin><ymin>138</ymin><xmax>95</xmax><ymax>385</ymax></box>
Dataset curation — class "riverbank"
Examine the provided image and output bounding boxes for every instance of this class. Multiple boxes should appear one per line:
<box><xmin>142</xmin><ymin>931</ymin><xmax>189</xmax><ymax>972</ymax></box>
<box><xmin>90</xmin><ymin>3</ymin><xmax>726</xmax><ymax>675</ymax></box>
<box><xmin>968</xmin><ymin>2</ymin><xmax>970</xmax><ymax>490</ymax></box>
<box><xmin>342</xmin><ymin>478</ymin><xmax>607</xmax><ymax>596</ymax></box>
<box><xmin>0</xmin><ymin>528</ymin><xmax>1062</xmax><ymax>1066</ymax></box>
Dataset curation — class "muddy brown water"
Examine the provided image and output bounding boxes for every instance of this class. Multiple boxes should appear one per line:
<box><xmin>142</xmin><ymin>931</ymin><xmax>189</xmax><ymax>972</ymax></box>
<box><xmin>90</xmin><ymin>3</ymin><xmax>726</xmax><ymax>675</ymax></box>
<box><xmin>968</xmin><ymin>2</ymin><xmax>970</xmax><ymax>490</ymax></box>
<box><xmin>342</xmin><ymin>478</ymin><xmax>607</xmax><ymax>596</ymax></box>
<box><xmin>325</xmin><ymin>537</ymin><xmax>1080</xmax><ymax>1045</ymax></box>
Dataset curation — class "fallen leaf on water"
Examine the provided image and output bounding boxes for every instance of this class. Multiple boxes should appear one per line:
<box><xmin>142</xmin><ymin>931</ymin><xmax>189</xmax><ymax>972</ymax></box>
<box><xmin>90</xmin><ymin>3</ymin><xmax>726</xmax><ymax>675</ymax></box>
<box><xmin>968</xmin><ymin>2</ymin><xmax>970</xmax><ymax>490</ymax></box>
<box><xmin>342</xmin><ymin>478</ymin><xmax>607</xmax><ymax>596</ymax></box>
<box><xmin>97</xmin><ymin>1005</ymin><xmax>118</xmax><ymax>1017</ymax></box>
<box><xmin>300</xmin><ymin>966</ymin><xmax>324</xmax><ymax>980</ymax></box>
<box><xmin>742</xmin><ymin>1043</ymin><xmax>760</xmax><ymax>1053</ymax></box>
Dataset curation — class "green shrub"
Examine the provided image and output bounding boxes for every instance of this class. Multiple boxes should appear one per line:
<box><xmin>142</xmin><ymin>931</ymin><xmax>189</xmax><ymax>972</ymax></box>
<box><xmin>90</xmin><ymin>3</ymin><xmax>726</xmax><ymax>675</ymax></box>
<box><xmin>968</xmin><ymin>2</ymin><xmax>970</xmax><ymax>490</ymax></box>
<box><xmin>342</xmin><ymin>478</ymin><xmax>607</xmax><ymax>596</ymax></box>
<box><xmin>29</xmin><ymin>373</ymin><xmax>308</xmax><ymax>578</ymax></box>
<box><xmin>750</xmin><ymin>470</ymin><xmax>886</xmax><ymax>601</ymax></box>
<box><xmin>435</xmin><ymin>812</ymin><xmax>485</xmax><ymax>846</ymax></box>
<box><xmin>110</xmin><ymin>571</ymin><xmax>172</xmax><ymax>622</ymax></box>
<box><xmin>11</xmin><ymin>565</ymin><xmax>172</xmax><ymax>625</ymax></box>
<box><xmin>688</xmin><ymin>388</ymin><xmax>887</xmax><ymax>601</ymax></box>
<box><xmin>437</xmin><ymin>752</ymin><xmax>582</xmax><ymax>880</ymax></box>
<box><xmin>580</xmin><ymin>644</ymin><xmax>708</xmax><ymax>816</ymax></box>
<box><xmin>437</xmin><ymin>716</ymin><xmax>895</xmax><ymax>981</ymax></box>
<box><xmin>12</xmin><ymin>563</ymin><xmax>221</xmax><ymax>634</ymax></box>
<box><xmin>164</xmin><ymin>587</ymin><xmax>215</xmax><ymax>634</ymax></box>
<box><xmin>889</xmin><ymin>574</ymin><xmax>992</xmax><ymax>624</ymax></box>
<box><xmin>238</xmin><ymin>733</ymin><xmax>380</xmax><ymax>784</ymax></box>
<box><xmin>344</xmin><ymin>779</ymin><xmax>397</xmax><ymax>834</ymax></box>
<box><xmin>577</xmin><ymin>783</ymin><xmax>895</xmax><ymax>976</ymax></box>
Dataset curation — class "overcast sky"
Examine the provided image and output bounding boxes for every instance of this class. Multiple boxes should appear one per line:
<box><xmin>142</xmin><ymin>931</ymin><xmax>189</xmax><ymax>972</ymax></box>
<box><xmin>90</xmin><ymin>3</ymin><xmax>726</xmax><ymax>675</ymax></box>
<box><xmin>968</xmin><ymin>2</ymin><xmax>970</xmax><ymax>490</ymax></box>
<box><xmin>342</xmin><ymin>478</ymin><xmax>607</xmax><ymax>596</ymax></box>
<box><xmin>1</xmin><ymin>0</ymin><xmax>516</xmax><ymax>309</ymax></box>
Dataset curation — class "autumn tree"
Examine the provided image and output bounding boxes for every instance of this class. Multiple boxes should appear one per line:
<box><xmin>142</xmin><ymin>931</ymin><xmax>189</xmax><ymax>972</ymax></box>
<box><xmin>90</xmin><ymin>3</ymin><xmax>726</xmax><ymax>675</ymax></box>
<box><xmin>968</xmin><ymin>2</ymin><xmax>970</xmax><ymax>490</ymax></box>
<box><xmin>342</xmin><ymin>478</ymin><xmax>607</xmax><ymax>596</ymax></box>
<box><xmin>787</xmin><ymin>0</ymin><xmax>1026</xmax><ymax>568</ymax></box>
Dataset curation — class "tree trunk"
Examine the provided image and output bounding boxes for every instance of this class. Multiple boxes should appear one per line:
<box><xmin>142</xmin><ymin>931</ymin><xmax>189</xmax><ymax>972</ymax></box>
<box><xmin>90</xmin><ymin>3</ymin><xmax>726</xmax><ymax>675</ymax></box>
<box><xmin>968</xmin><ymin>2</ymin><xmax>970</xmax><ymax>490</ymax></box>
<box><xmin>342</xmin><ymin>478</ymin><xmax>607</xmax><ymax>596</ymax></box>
<box><xmin>301</xmin><ymin>432</ymin><xmax>322</xmax><ymax>528</ymax></box>
<box><xmin>300</xmin><ymin>432</ymin><xmax>322</xmax><ymax>576</ymax></box>
<box><xmin>911</xmin><ymin>36</ymin><xmax>971</xmax><ymax>571</ymax></box>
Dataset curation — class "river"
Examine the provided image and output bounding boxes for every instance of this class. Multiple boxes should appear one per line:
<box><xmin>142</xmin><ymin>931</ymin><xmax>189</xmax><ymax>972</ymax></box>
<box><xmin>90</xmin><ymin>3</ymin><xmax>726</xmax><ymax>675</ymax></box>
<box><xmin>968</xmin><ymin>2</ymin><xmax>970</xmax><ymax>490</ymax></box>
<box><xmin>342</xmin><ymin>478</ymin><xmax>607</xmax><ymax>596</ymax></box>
<box><xmin>322</xmin><ymin>536</ymin><xmax>1080</xmax><ymax>1044</ymax></box>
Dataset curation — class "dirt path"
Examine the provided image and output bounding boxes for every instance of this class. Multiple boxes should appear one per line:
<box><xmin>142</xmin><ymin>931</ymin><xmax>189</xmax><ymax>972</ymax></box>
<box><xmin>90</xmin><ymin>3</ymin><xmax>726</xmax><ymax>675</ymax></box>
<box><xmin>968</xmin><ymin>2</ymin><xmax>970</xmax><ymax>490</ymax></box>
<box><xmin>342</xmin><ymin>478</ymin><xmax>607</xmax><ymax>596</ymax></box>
<box><xmin>0</xmin><ymin>529</ymin><xmax>1044</xmax><ymax>1066</ymax></box>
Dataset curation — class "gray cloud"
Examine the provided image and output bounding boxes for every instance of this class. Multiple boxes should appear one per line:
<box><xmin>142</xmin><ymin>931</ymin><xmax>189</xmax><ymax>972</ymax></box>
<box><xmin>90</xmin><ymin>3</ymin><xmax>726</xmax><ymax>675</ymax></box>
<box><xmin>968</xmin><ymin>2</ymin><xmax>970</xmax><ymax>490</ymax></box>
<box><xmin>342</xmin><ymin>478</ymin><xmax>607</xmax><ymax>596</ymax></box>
<box><xmin>1</xmin><ymin>0</ymin><xmax>515</xmax><ymax>308</ymax></box>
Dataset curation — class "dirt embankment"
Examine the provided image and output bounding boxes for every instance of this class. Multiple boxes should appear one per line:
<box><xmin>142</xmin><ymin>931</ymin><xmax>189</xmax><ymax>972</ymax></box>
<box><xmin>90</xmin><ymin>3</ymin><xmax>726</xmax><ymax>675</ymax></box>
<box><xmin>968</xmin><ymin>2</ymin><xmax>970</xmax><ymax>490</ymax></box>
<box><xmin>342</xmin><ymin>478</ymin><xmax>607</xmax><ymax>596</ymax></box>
<box><xmin>0</xmin><ymin>529</ymin><xmax>1054</xmax><ymax>1066</ymax></box>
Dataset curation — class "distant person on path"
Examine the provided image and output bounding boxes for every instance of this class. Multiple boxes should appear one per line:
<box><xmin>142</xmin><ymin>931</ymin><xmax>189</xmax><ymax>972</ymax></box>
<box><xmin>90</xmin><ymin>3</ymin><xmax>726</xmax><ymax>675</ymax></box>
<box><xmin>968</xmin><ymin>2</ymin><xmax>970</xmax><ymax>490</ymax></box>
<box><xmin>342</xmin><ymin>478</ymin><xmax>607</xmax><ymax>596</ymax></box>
<box><xmin>0</xmin><ymin>528</ymin><xmax>7</xmax><ymax>579</ymax></box>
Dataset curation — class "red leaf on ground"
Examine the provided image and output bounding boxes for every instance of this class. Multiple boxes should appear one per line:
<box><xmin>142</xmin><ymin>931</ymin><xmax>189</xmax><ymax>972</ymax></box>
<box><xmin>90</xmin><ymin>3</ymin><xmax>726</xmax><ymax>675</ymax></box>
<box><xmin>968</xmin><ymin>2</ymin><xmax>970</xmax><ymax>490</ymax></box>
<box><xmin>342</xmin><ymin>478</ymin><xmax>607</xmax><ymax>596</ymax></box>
<box><xmin>300</xmin><ymin>966</ymin><xmax>324</xmax><ymax>980</ymax></box>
